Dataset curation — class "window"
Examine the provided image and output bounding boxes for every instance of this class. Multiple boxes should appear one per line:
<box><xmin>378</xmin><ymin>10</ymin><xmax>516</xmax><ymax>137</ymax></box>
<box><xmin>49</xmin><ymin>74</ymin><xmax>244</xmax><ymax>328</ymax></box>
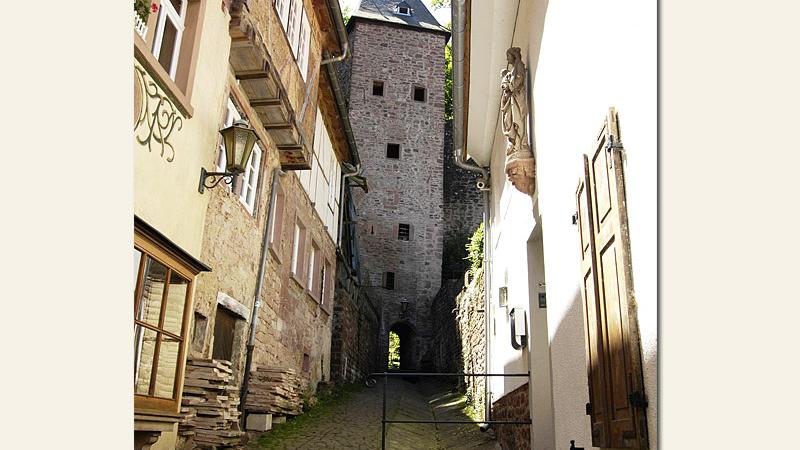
<box><xmin>239</xmin><ymin>143</ymin><xmax>262</xmax><ymax>214</ymax></box>
<box><xmin>320</xmin><ymin>260</ymin><xmax>332</xmax><ymax>306</ymax></box>
<box><xmin>291</xmin><ymin>220</ymin><xmax>307</xmax><ymax>279</ymax></box>
<box><xmin>372</xmin><ymin>81</ymin><xmax>384</xmax><ymax>96</ymax></box>
<box><xmin>297</xmin><ymin>11</ymin><xmax>311</xmax><ymax>81</ymax></box>
<box><xmin>269</xmin><ymin>187</ymin><xmax>286</xmax><ymax>252</ymax></box>
<box><xmin>386</xmin><ymin>143</ymin><xmax>400</xmax><ymax>159</ymax></box>
<box><xmin>302</xmin><ymin>353</ymin><xmax>311</xmax><ymax>373</ymax></box>
<box><xmin>413</xmin><ymin>86</ymin><xmax>426</xmax><ymax>102</ymax></box>
<box><xmin>307</xmin><ymin>242</ymin><xmax>320</xmax><ymax>293</ymax></box>
<box><xmin>275</xmin><ymin>0</ymin><xmax>290</xmax><ymax>29</ymax></box>
<box><xmin>575</xmin><ymin>109</ymin><xmax>648</xmax><ymax>448</ymax></box>
<box><xmin>152</xmin><ymin>0</ymin><xmax>187</xmax><ymax>79</ymax></box>
<box><xmin>396</xmin><ymin>5</ymin><xmax>411</xmax><ymax>16</ymax></box>
<box><xmin>134</xmin><ymin>219</ymin><xmax>207</xmax><ymax>414</ymax></box>
<box><xmin>281</xmin><ymin>0</ymin><xmax>310</xmax><ymax>80</ymax></box>
<box><xmin>398</xmin><ymin>223</ymin><xmax>410</xmax><ymax>241</ymax></box>
<box><xmin>384</xmin><ymin>272</ymin><xmax>395</xmax><ymax>290</ymax></box>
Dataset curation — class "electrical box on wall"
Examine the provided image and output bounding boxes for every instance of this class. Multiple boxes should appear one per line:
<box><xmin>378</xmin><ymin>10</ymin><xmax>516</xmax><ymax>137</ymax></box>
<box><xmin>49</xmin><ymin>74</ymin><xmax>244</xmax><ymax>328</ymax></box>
<box><xmin>499</xmin><ymin>286</ymin><xmax>508</xmax><ymax>307</ymax></box>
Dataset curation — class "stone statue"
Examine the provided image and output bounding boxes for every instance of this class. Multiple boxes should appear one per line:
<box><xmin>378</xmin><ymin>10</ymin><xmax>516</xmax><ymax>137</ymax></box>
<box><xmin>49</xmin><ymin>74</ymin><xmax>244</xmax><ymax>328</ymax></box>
<box><xmin>500</xmin><ymin>47</ymin><xmax>536</xmax><ymax>196</ymax></box>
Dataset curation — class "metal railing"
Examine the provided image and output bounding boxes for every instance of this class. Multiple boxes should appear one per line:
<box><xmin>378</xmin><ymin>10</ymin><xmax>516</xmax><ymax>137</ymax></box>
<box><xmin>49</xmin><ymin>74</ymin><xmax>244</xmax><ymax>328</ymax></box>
<box><xmin>367</xmin><ymin>372</ymin><xmax>532</xmax><ymax>450</ymax></box>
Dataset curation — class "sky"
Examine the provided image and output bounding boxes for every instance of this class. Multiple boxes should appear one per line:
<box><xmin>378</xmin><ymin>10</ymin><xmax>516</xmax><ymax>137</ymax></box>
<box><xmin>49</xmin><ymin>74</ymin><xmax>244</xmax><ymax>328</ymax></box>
<box><xmin>339</xmin><ymin>0</ymin><xmax>452</xmax><ymax>27</ymax></box>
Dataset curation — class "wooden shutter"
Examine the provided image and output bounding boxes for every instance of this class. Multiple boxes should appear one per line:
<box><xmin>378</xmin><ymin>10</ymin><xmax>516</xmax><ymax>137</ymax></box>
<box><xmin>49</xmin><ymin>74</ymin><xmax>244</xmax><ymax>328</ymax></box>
<box><xmin>576</xmin><ymin>108</ymin><xmax>648</xmax><ymax>448</ymax></box>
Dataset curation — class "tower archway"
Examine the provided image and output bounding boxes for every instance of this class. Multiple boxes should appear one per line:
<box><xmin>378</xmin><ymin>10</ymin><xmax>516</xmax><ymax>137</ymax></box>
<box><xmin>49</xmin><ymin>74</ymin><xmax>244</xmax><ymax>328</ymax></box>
<box><xmin>388</xmin><ymin>321</ymin><xmax>417</xmax><ymax>370</ymax></box>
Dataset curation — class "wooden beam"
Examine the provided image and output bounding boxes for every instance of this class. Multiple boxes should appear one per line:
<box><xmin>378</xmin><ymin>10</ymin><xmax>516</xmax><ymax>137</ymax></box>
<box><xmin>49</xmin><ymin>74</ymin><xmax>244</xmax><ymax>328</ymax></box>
<box><xmin>235</xmin><ymin>69</ymin><xmax>271</xmax><ymax>80</ymax></box>
<box><xmin>250</xmin><ymin>97</ymin><xmax>282</xmax><ymax>107</ymax></box>
<box><xmin>264</xmin><ymin>123</ymin><xmax>294</xmax><ymax>130</ymax></box>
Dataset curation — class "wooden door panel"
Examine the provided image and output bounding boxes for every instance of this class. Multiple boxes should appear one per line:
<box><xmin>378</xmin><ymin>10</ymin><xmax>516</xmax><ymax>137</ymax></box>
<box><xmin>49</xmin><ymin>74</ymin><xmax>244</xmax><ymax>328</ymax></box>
<box><xmin>592</xmin><ymin>133</ymin><xmax>613</xmax><ymax>229</ymax></box>
<box><xmin>578</xmin><ymin>108</ymin><xmax>648</xmax><ymax>449</ymax></box>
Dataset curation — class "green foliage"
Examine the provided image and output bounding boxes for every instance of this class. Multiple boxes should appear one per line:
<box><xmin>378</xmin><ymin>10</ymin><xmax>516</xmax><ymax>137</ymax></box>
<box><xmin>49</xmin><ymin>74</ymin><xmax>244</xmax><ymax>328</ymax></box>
<box><xmin>444</xmin><ymin>42</ymin><xmax>453</xmax><ymax>121</ymax></box>
<box><xmin>388</xmin><ymin>331</ymin><xmax>401</xmax><ymax>369</ymax></box>
<box><xmin>430</xmin><ymin>0</ymin><xmax>451</xmax><ymax>10</ymax></box>
<box><xmin>341</xmin><ymin>5</ymin><xmax>353</xmax><ymax>25</ymax></box>
<box><xmin>465</xmin><ymin>222</ymin><xmax>484</xmax><ymax>275</ymax></box>
<box><xmin>134</xmin><ymin>0</ymin><xmax>150</xmax><ymax>20</ymax></box>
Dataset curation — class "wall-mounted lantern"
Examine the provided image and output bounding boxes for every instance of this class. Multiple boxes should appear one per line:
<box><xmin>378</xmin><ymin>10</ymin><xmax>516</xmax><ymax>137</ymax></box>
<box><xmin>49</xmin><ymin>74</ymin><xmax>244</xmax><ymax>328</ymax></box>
<box><xmin>198</xmin><ymin>119</ymin><xmax>258</xmax><ymax>193</ymax></box>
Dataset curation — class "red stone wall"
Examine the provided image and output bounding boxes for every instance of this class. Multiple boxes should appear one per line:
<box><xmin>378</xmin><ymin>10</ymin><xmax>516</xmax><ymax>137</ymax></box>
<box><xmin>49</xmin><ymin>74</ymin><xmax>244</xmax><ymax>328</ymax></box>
<box><xmin>491</xmin><ymin>382</ymin><xmax>531</xmax><ymax>450</ymax></box>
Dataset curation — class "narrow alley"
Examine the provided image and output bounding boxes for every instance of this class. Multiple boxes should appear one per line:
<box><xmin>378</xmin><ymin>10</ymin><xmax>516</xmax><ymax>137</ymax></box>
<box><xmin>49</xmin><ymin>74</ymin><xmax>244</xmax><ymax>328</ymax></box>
<box><xmin>248</xmin><ymin>378</ymin><xmax>500</xmax><ymax>450</ymax></box>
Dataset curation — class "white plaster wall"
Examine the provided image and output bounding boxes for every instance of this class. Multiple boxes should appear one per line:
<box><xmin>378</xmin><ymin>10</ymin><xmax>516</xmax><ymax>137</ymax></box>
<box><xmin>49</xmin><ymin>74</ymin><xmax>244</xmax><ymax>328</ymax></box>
<box><xmin>479</xmin><ymin>0</ymin><xmax>656</xmax><ymax>448</ymax></box>
<box><xmin>532</xmin><ymin>0</ymin><xmax>657</xmax><ymax>448</ymax></box>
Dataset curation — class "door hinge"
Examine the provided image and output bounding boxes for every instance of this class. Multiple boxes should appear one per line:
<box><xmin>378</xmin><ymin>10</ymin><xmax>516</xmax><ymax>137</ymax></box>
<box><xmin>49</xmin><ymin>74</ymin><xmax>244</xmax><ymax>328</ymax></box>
<box><xmin>585</xmin><ymin>402</ymin><xmax>592</xmax><ymax>415</ymax></box>
<box><xmin>606</xmin><ymin>134</ymin><xmax>624</xmax><ymax>151</ymax></box>
<box><xmin>572</xmin><ymin>212</ymin><xmax>578</xmax><ymax>225</ymax></box>
<box><xmin>628</xmin><ymin>390</ymin><xmax>648</xmax><ymax>408</ymax></box>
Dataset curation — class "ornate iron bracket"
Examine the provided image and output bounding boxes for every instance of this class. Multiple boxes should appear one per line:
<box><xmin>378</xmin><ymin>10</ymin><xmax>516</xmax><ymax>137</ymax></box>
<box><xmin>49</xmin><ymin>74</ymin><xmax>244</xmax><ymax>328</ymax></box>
<box><xmin>198</xmin><ymin>168</ymin><xmax>235</xmax><ymax>193</ymax></box>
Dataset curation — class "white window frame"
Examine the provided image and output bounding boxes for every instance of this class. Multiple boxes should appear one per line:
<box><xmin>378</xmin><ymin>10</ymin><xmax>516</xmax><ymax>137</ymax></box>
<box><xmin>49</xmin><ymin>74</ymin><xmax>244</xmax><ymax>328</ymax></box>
<box><xmin>151</xmin><ymin>0</ymin><xmax>187</xmax><ymax>79</ymax></box>
<box><xmin>287</xmin><ymin>0</ymin><xmax>303</xmax><ymax>57</ymax></box>
<box><xmin>297</xmin><ymin>10</ymin><xmax>311</xmax><ymax>81</ymax></box>
<box><xmin>239</xmin><ymin>144</ymin><xmax>262</xmax><ymax>214</ymax></box>
<box><xmin>307</xmin><ymin>244</ymin><xmax>317</xmax><ymax>290</ymax></box>
<box><xmin>396</xmin><ymin>6</ymin><xmax>411</xmax><ymax>16</ymax></box>
<box><xmin>275</xmin><ymin>0</ymin><xmax>290</xmax><ymax>30</ymax></box>
<box><xmin>291</xmin><ymin>223</ymin><xmax>302</xmax><ymax>276</ymax></box>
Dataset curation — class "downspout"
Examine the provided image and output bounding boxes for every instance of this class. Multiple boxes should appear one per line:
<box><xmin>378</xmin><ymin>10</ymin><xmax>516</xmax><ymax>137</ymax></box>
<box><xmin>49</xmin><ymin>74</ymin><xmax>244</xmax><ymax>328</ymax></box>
<box><xmin>321</xmin><ymin>0</ymin><xmax>349</xmax><ymax>65</ymax></box>
<box><xmin>240</xmin><ymin>167</ymin><xmax>285</xmax><ymax>422</ymax></box>
<box><xmin>452</xmin><ymin>0</ymin><xmax>493</xmax><ymax>426</ymax></box>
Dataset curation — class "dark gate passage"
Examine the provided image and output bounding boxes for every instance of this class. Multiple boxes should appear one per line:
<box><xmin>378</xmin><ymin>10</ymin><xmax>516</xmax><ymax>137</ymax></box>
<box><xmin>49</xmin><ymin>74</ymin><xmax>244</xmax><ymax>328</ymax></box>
<box><xmin>368</xmin><ymin>372</ymin><xmax>532</xmax><ymax>450</ymax></box>
<box><xmin>388</xmin><ymin>322</ymin><xmax>416</xmax><ymax>370</ymax></box>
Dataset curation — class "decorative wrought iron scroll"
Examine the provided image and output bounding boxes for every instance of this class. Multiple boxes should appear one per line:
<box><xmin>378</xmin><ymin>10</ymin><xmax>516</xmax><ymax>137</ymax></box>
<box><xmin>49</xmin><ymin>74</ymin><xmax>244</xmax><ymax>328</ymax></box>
<box><xmin>134</xmin><ymin>64</ymin><xmax>183</xmax><ymax>162</ymax></box>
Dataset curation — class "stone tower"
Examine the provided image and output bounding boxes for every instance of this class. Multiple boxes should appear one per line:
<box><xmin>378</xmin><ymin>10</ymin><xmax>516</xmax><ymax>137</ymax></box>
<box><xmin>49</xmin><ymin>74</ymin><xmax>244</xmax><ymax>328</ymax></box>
<box><xmin>343</xmin><ymin>0</ymin><xmax>450</xmax><ymax>370</ymax></box>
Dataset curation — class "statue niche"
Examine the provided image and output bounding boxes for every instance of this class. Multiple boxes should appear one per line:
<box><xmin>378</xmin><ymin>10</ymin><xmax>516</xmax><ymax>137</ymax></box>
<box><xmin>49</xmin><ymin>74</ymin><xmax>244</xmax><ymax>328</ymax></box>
<box><xmin>500</xmin><ymin>47</ymin><xmax>536</xmax><ymax>196</ymax></box>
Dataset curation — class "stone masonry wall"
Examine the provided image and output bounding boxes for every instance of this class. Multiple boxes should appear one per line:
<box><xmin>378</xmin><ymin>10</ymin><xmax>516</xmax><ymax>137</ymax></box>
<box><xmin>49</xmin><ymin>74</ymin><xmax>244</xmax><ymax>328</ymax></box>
<box><xmin>330</xmin><ymin>265</ymin><xmax>381</xmax><ymax>383</ymax></box>
<box><xmin>345</xmin><ymin>19</ymin><xmax>448</xmax><ymax>370</ymax></box>
<box><xmin>193</xmin><ymin>136</ymin><xmax>335</xmax><ymax>401</ymax></box>
<box><xmin>491</xmin><ymin>382</ymin><xmax>531</xmax><ymax>450</ymax></box>
<box><xmin>430</xmin><ymin>269</ymin><xmax>487</xmax><ymax>419</ymax></box>
<box><xmin>442</xmin><ymin>119</ymin><xmax>484</xmax><ymax>280</ymax></box>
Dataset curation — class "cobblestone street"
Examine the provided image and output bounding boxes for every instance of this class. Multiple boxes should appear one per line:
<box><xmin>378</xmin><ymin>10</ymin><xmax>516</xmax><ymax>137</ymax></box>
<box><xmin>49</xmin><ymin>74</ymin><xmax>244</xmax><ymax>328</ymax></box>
<box><xmin>248</xmin><ymin>378</ymin><xmax>500</xmax><ymax>450</ymax></box>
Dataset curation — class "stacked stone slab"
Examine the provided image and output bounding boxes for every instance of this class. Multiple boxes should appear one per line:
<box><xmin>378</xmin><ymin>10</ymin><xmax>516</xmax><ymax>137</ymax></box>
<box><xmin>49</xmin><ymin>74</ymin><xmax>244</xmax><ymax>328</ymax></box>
<box><xmin>244</xmin><ymin>367</ymin><xmax>304</xmax><ymax>416</ymax></box>
<box><xmin>179</xmin><ymin>359</ymin><xmax>244</xmax><ymax>449</ymax></box>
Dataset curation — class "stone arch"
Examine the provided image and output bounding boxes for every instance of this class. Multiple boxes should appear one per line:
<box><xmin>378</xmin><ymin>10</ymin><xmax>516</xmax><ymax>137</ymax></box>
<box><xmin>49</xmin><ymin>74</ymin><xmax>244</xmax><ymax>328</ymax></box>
<box><xmin>388</xmin><ymin>321</ymin><xmax>417</xmax><ymax>370</ymax></box>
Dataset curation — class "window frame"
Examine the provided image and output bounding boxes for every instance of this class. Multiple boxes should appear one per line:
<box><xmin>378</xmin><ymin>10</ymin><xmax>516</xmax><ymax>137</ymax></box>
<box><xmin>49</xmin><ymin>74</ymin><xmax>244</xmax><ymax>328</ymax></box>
<box><xmin>133</xmin><ymin>229</ymin><xmax>197</xmax><ymax>415</ymax></box>
<box><xmin>291</xmin><ymin>219</ymin><xmax>307</xmax><ymax>282</ymax></box>
<box><xmin>396</xmin><ymin>6</ymin><xmax>411</xmax><ymax>16</ymax></box>
<box><xmin>151</xmin><ymin>0</ymin><xmax>187</xmax><ymax>80</ymax></box>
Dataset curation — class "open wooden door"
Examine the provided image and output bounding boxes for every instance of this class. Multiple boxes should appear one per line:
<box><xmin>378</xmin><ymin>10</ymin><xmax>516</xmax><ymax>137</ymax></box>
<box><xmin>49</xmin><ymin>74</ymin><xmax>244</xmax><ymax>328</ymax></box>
<box><xmin>576</xmin><ymin>108</ymin><xmax>648</xmax><ymax>449</ymax></box>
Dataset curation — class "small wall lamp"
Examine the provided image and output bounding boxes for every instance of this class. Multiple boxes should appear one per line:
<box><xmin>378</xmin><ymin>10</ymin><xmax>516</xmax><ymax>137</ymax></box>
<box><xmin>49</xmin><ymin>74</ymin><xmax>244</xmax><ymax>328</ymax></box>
<box><xmin>198</xmin><ymin>119</ymin><xmax>258</xmax><ymax>193</ymax></box>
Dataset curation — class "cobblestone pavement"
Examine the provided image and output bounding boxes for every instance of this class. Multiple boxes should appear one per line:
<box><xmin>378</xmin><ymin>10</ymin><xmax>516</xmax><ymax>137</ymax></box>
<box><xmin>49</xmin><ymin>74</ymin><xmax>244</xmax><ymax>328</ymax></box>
<box><xmin>248</xmin><ymin>378</ymin><xmax>500</xmax><ymax>450</ymax></box>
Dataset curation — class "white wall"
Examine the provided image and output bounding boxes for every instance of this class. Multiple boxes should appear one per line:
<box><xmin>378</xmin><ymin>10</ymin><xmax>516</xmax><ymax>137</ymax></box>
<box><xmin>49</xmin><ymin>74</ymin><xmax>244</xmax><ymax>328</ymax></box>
<box><xmin>480</xmin><ymin>0</ymin><xmax>656</xmax><ymax>448</ymax></box>
<box><xmin>533</xmin><ymin>0</ymin><xmax>657</xmax><ymax>448</ymax></box>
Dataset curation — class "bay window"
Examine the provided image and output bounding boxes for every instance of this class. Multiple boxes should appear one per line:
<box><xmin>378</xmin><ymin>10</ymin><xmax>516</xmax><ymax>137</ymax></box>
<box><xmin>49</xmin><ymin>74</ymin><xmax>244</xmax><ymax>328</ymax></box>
<box><xmin>134</xmin><ymin>218</ymin><xmax>208</xmax><ymax>414</ymax></box>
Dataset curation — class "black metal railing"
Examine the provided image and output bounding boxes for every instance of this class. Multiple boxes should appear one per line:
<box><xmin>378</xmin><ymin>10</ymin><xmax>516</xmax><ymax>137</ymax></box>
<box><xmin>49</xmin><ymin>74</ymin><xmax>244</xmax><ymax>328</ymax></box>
<box><xmin>367</xmin><ymin>372</ymin><xmax>532</xmax><ymax>450</ymax></box>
